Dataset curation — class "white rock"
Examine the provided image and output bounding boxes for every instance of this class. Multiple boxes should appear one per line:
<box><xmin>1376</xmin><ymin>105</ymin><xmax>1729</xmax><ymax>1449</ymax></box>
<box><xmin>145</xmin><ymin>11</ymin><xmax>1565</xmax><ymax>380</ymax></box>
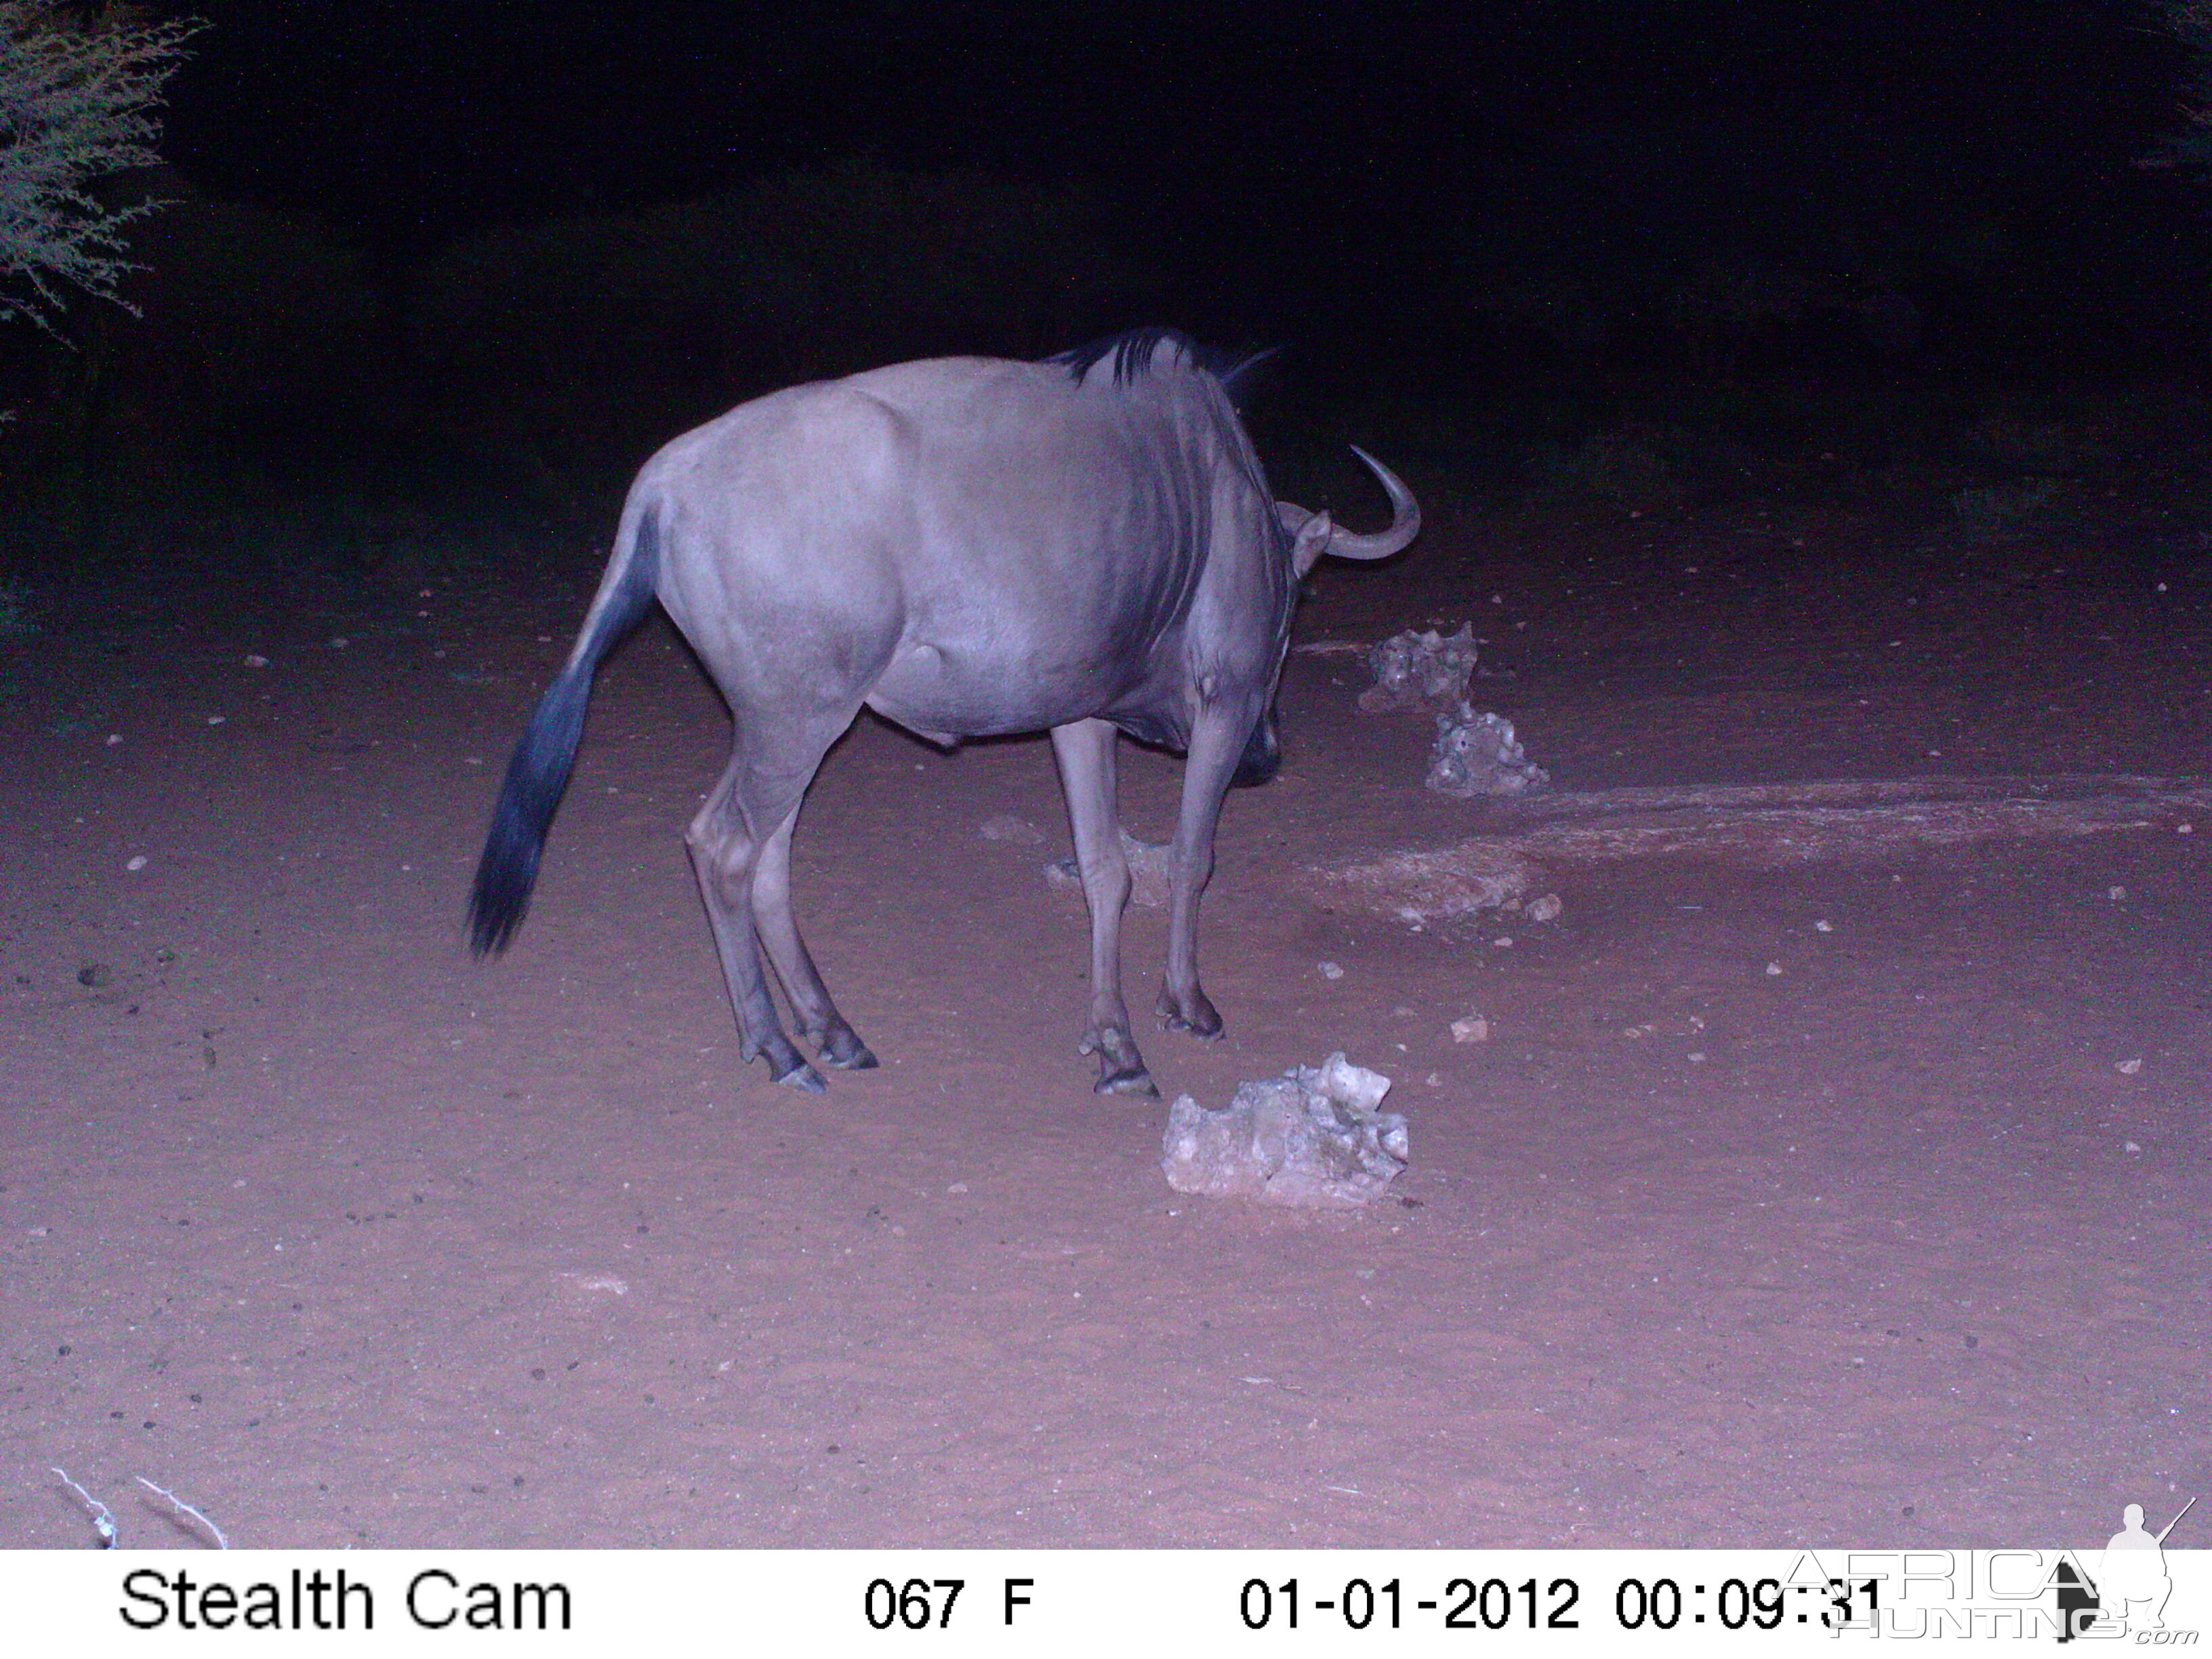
<box><xmin>1450</xmin><ymin>1016</ymin><xmax>1490</xmax><ymax>1043</ymax></box>
<box><xmin>1427</xmin><ymin>705</ymin><xmax>1549</xmax><ymax>798</ymax></box>
<box><xmin>1161</xmin><ymin>1052</ymin><xmax>1408</xmax><ymax>1209</ymax></box>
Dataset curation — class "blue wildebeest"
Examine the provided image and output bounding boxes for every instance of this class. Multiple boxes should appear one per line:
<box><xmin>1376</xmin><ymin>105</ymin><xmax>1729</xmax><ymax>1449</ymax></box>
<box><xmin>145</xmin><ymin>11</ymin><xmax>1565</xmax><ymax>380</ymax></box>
<box><xmin>469</xmin><ymin>329</ymin><xmax>1419</xmax><ymax>1096</ymax></box>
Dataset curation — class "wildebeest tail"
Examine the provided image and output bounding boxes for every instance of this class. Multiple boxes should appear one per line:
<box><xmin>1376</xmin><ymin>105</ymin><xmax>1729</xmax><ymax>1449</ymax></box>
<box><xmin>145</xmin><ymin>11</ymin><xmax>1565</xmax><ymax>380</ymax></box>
<box><xmin>468</xmin><ymin>511</ymin><xmax>661</xmax><ymax>956</ymax></box>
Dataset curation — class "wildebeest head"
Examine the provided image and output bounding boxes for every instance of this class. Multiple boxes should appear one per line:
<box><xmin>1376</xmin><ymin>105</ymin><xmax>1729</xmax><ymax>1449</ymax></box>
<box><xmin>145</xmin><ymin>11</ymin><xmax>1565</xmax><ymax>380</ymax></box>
<box><xmin>1232</xmin><ymin>445</ymin><xmax>1421</xmax><ymax>789</ymax></box>
<box><xmin>1276</xmin><ymin>445</ymin><xmax>1422</xmax><ymax>577</ymax></box>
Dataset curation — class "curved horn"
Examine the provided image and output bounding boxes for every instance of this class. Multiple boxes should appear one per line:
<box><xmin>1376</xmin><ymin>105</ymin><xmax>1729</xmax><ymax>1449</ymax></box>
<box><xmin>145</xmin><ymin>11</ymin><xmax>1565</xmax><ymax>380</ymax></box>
<box><xmin>1275</xmin><ymin>446</ymin><xmax>1421</xmax><ymax>565</ymax></box>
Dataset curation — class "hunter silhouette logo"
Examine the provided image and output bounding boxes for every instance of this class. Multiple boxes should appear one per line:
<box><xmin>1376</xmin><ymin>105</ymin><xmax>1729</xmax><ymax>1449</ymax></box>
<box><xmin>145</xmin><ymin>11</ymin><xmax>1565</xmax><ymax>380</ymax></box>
<box><xmin>2057</xmin><ymin>1495</ymin><xmax>2196</xmax><ymax>1640</ymax></box>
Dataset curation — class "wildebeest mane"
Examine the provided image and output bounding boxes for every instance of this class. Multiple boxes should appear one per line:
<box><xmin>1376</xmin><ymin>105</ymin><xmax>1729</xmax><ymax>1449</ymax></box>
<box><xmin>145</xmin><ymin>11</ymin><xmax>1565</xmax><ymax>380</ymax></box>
<box><xmin>1050</xmin><ymin>327</ymin><xmax>1276</xmax><ymax>406</ymax></box>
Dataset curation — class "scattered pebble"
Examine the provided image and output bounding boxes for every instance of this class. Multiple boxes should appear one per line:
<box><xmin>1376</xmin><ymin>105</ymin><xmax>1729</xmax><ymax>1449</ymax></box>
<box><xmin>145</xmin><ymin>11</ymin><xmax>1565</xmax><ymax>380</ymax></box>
<box><xmin>124</xmin><ymin>855</ymin><xmax>148</xmax><ymax>872</ymax></box>
<box><xmin>1687</xmin><ymin>1051</ymin><xmax>1707</xmax><ymax>1063</ymax></box>
<box><xmin>1491</xmin><ymin>936</ymin><xmax>1513</xmax><ymax>949</ymax></box>
<box><xmin>946</xmin><ymin>1182</ymin><xmax>968</xmax><ymax>1195</ymax></box>
<box><xmin>2108</xmin><ymin>886</ymin><xmax>2127</xmax><ymax>901</ymax></box>
<box><xmin>2125</xmin><ymin>1141</ymin><xmax>2143</xmax><ymax>1154</ymax></box>
<box><xmin>104</xmin><ymin>734</ymin><xmax>121</xmax><ymax>746</ymax></box>
<box><xmin>243</xmin><ymin>654</ymin><xmax>269</xmax><ymax>669</ymax></box>
<box><xmin>2180</xmin><ymin>823</ymin><xmax>2194</xmax><ymax>836</ymax></box>
<box><xmin>1317</xmin><ymin>961</ymin><xmax>1344</xmax><ymax>981</ymax></box>
<box><xmin>205</xmin><ymin>715</ymin><xmax>225</xmax><ymax>726</ymax></box>
<box><xmin>1450</xmin><ymin>1016</ymin><xmax>1489</xmax><ymax>1044</ymax></box>
<box><xmin>2115</xmin><ymin>1058</ymin><xmax>2142</xmax><ymax>1076</ymax></box>
<box><xmin>1524</xmin><ymin>893</ymin><xmax>1563</xmax><ymax>923</ymax></box>
<box><xmin>978</xmin><ymin>813</ymin><xmax>1044</xmax><ymax>844</ymax></box>
<box><xmin>1814</xmin><ymin>919</ymin><xmax>1834</xmax><ymax>933</ymax></box>
<box><xmin>1765</xmin><ymin>962</ymin><xmax>1783</xmax><ymax>975</ymax></box>
<box><xmin>328</xmin><ymin>636</ymin><xmax>348</xmax><ymax>649</ymax></box>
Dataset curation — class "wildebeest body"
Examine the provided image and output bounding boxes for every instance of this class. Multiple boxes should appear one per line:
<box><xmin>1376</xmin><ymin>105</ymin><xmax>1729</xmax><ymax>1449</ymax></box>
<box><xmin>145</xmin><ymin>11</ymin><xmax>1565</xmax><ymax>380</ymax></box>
<box><xmin>653</xmin><ymin>356</ymin><xmax>1263</xmax><ymax>747</ymax></box>
<box><xmin>471</xmin><ymin>330</ymin><xmax>1418</xmax><ymax>1095</ymax></box>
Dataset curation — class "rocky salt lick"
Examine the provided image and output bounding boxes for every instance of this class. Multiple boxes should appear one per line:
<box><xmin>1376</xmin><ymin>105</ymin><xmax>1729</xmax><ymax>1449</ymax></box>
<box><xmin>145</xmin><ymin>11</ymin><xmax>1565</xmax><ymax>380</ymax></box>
<box><xmin>1160</xmin><ymin>1052</ymin><xmax>1409</xmax><ymax>1210</ymax></box>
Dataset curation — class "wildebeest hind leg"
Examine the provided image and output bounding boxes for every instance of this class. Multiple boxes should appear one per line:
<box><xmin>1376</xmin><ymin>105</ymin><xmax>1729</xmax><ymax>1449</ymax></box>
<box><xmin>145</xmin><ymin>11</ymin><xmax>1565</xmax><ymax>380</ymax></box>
<box><xmin>686</xmin><ymin>726</ymin><xmax>847</xmax><ymax>1093</ymax></box>
<box><xmin>1158</xmin><ymin>702</ymin><xmax>1250</xmax><ymax>1039</ymax></box>
<box><xmin>753</xmin><ymin>810</ymin><xmax>877</xmax><ymax>1070</ymax></box>
<box><xmin>1049</xmin><ymin>717</ymin><xmax>1154</xmax><ymax>1097</ymax></box>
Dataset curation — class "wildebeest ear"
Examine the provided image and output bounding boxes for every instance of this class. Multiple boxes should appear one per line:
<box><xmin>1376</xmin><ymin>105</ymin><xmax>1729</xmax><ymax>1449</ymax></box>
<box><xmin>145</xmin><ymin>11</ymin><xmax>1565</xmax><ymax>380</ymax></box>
<box><xmin>1290</xmin><ymin>509</ymin><xmax>1335</xmax><ymax>577</ymax></box>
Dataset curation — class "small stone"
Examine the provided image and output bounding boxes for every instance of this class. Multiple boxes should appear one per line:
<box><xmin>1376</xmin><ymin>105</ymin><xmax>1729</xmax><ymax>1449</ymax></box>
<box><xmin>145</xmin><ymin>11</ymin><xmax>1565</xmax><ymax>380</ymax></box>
<box><xmin>1765</xmin><ymin>962</ymin><xmax>1784</xmax><ymax>976</ymax></box>
<box><xmin>243</xmin><ymin>654</ymin><xmax>270</xmax><ymax>668</ymax></box>
<box><xmin>125</xmin><ymin>855</ymin><xmax>148</xmax><ymax>872</ymax></box>
<box><xmin>1449</xmin><ymin>1016</ymin><xmax>1489</xmax><ymax>1043</ymax></box>
<box><xmin>979</xmin><ymin>814</ymin><xmax>1044</xmax><ymax>844</ymax></box>
<box><xmin>1317</xmin><ymin>961</ymin><xmax>1344</xmax><ymax>981</ymax></box>
<box><xmin>2116</xmin><ymin>1058</ymin><xmax>2142</xmax><ymax>1076</ymax></box>
<box><xmin>328</xmin><ymin>636</ymin><xmax>348</xmax><ymax>649</ymax></box>
<box><xmin>1814</xmin><ymin>919</ymin><xmax>1834</xmax><ymax>933</ymax></box>
<box><xmin>2108</xmin><ymin>886</ymin><xmax>2127</xmax><ymax>901</ymax></box>
<box><xmin>1525</xmin><ymin>893</ymin><xmax>1563</xmax><ymax>923</ymax></box>
<box><xmin>2124</xmin><ymin>1141</ymin><xmax>2143</xmax><ymax>1153</ymax></box>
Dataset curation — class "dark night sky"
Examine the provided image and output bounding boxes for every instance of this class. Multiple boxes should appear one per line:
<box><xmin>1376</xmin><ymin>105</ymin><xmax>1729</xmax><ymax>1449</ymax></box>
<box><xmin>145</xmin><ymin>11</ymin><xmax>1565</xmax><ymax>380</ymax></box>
<box><xmin>162</xmin><ymin>0</ymin><xmax>2179</xmax><ymax>258</ymax></box>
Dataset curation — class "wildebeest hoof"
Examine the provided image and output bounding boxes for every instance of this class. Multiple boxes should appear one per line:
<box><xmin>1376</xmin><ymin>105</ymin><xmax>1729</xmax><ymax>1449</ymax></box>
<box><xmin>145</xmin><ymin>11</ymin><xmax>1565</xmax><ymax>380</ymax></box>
<box><xmin>775</xmin><ymin>1058</ymin><xmax>830</xmax><ymax>1094</ymax></box>
<box><xmin>1094</xmin><ymin>1061</ymin><xmax>1160</xmax><ymax>1098</ymax></box>
<box><xmin>818</xmin><ymin>1027</ymin><xmax>878</xmax><ymax>1070</ymax></box>
<box><xmin>1158</xmin><ymin>985</ymin><xmax>1223</xmax><ymax>1040</ymax></box>
<box><xmin>1081</xmin><ymin>1027</ymin><xmax>1158</xmax><ymax>1097</ymax></box>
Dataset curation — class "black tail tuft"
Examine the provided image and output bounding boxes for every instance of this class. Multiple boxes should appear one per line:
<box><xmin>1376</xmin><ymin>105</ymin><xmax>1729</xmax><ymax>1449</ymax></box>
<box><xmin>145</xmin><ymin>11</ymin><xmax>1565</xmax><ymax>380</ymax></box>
<box><xmin>467</xmin><ymin>512</ymin><xmax>660</xmax><ymax>955</ymax></box>
<box><xmin>468</xmin><ymin>669</ymin><xmax>592</xmax><ymax>955</ymax></box>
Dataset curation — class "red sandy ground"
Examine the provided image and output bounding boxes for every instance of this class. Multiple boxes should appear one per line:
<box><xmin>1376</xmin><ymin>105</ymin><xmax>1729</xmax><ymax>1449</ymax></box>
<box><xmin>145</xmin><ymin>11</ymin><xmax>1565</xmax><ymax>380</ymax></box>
<box><xmin>2</xmin><ymin>471</ymin><xmax>2207</xmax><ymax>1549</ymax></box>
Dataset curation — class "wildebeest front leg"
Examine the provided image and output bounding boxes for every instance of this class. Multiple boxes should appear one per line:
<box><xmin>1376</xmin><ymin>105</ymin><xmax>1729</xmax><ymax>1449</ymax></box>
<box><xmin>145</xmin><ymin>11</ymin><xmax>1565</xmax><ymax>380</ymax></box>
<box><xmin>1158</xmin><ymin>700</ymin><xmax>1253</xmax><ymax>1038</ymax></box>
<box><xmin>1048</xmin><ymin>717</ymin><xmax>1154</xmax><ymax>1097</ymax></box>
<box><xmin>687</xmin><ymin>750</ymin><xmax>831</xmax><ymax>1094</ymax></box>
<box><xmin>752</xmin><ymin>811</ymin><xmax>877</xmax><ymax>1071</ymax></box>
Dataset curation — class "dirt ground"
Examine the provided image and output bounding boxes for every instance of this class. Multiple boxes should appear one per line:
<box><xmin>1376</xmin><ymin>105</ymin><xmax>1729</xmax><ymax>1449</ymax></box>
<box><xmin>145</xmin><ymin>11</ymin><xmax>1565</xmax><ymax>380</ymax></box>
<box><xmin>3</xmin><ymin>462</ymin><xmax>2208</xmax><ymax>1550</ymax></box>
